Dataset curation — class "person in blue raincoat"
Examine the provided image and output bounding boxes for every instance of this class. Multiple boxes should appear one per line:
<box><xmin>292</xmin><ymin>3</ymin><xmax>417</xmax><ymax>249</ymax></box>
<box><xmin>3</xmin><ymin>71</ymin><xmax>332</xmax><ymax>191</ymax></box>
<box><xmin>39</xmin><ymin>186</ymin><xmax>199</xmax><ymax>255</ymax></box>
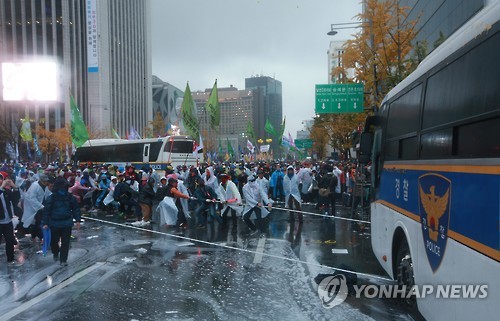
<box><xmin>42</xmin><ymin>177</ymin><xmax>81</xmax><ymax>266</ymax></box>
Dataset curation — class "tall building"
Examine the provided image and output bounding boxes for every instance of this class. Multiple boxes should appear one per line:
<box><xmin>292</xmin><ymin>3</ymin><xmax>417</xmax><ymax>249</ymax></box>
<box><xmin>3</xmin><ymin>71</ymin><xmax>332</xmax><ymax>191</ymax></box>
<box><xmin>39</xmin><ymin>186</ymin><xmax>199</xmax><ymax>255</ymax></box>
<box><xmin>152</xmin><ymin>75</ymin><xmax>183</xmax><ymax>127</ymax></box>
<box><xmin>327</xmin><ymin>40</ymin><xmax>355</xmax><ymax>84</ymax></box>
<box><xmin>0</xmin><ymin>0</ymin><xmax>87</xmax><ymax>137</ymax></box>
<box><xmin>87</xmin><ymin>0</ymin><xmax>152</xmax><ymax>138</ymax></box>
<box><xmin>245</xmin><ymin>75</ymin><xmax>282</xmax><ymax>151</ymax></box>
<box><xmin>0</xmin><ymin>0</ymin><xmax>151</xmax><ymax>145</ymax></box>
<box><xmin>399</xmin><ymin>0</ymin><xmax>484</xmax><ymax>54</ymax></box>
<box><xmin>193</xmin><ymin>85</ymin><xmax>255</xmax><ymax>156</ymax></box>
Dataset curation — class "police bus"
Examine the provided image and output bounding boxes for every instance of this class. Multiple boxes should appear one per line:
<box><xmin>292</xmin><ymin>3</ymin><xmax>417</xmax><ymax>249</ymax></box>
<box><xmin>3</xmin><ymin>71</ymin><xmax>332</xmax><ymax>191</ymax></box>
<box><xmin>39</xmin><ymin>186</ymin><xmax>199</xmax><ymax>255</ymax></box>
<box><xmin>75</xmin><ymin>135</ymin><xmax>202</xmax><ymax>170</ymax></box>
<box><xmin>358</xmin><ymin>1</ymin><xmax>499</xmax><ymax>320</ymax></box>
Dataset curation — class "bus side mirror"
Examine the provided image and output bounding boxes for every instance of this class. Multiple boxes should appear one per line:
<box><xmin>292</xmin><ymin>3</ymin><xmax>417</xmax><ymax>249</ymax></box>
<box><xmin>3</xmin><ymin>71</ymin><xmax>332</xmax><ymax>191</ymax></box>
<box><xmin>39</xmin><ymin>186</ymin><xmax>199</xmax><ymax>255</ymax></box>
<box><xmin>359</xmin><ymin>132</ymin><xmax>373</xmax><ymax>164</ymax></box>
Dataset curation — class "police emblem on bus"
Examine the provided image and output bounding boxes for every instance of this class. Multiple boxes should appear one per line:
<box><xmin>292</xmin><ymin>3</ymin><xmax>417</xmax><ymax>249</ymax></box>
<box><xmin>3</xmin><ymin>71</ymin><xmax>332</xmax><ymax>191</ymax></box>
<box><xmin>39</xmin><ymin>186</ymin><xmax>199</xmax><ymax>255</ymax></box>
<box><xmin>418</xmin><ymin>173</ymin><xmax>451</xmax><ymax>273</ymax></box>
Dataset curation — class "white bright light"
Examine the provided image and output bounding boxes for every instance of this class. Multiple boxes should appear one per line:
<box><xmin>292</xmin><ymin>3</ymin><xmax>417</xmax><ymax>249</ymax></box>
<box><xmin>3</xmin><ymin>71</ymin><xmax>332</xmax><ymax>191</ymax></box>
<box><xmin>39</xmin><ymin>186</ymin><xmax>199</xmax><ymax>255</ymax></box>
<box><xmin>2</xmin><ymin>62</ymin><xmax>59</xmax><ymax>101</ymax></box>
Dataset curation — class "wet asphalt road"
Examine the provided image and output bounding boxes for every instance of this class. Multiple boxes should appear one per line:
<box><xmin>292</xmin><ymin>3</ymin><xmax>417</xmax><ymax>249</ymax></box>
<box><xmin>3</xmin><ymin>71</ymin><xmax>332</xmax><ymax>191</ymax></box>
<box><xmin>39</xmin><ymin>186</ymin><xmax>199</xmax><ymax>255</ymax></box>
<box><xmin>0</xmin><ymin>204</ymin><xmax>423</xmax><ymax>321</ymax></box>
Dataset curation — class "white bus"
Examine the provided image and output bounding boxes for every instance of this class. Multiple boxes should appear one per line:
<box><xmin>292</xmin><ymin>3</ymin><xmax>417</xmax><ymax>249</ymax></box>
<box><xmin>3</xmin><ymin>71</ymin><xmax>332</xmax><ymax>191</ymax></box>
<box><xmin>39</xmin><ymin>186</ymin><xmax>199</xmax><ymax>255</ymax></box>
<box><xmin>75</xmin><ymin>135</ymin><xmax>202</xmax><ymax>170</ymax></box>
<box><xmin>359</xmin><ymin>1</ymin><xmax>499</xmax><ymax>320</ymax></box>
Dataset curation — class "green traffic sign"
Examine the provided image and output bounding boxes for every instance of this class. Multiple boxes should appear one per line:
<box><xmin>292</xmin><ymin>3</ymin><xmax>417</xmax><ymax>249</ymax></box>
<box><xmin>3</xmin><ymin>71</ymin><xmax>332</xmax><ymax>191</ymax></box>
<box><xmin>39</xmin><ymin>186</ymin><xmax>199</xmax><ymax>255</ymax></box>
<box><xmin>295</xmin><ymin>139</ymin><xmax>313</xmax><ymax>149</ymax></box>
<box><xmin>315</xmin><ymin>84</ymin><xmax>364</xmax><ymax>113</ymax></box>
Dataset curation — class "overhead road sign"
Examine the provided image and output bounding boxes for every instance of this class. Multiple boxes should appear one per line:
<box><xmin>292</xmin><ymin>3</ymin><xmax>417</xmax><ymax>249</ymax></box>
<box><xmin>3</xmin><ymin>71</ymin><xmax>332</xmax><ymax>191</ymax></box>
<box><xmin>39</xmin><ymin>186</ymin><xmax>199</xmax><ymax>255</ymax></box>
<box><xmin>315</xmin><ymin>84</ymin><xmax>364</xmax><ymax>114</ymax></box>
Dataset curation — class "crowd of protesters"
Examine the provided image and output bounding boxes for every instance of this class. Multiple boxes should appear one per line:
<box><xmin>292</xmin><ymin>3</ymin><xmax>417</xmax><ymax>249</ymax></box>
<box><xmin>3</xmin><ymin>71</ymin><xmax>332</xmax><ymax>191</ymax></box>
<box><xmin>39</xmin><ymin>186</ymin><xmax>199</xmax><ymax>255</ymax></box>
<box><xmin>0</xmin><ymin>159</ymin><xmax>369</xmax><ymax>265</ymax></box>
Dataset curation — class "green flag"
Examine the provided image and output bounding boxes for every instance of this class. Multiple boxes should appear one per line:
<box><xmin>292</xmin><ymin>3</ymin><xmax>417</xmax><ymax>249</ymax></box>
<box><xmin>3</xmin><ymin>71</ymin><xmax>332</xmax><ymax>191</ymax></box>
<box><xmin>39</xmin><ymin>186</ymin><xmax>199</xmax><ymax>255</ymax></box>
<box><xmin>264</xmin><ymin>118</ymin><xmax>278</xmax><ymax>137</ymax></box>
<box><xmin>218</xmin><ymin>138</ymin><xmax>223</xmax><ymax>154</ymax></box>
<box><xmin>246</xmin><ymin>121</ymin><xmax>256</xmax><ymax>142</ymax></box>
<box><xmin>20</xmin><ymin>118</ymin><xmax>33</xmax><ymax>142</ymax></box>
<box><xmin>206</xmin><ymin>80</ymin><xmax>219</xmax><ymax>129</ymax></box>
<box><xmin>180</xmin><ymin>82</ymin><xmax>199</xmax><ymax>139</ymax></box>
<box><xmin>70</xmin><ymin>93</ymin><xmax>89</xmax><ymax>147</ymax></box>
<box><xmin>226</xmin><ymin>138</ymin><xmax>234</xmax><ymax>157</ymax></box>
<box><xmin>279</xmin><ymin>116</ymin><xmax>286</xmax><ymax>138</ymax></box>
<box><xmin>112</xmin><ymin>128</ymin><xmax>120</xmax><ymax>139</ymax></box>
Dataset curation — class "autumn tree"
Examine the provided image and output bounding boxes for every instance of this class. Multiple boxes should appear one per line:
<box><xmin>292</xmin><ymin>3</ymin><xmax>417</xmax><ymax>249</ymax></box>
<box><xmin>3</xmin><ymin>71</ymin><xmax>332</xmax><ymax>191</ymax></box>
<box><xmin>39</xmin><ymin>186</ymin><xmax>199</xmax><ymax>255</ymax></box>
<box><xmin>309</xmin><ymin>121</ymin><xmax>330</xmax><ymax>160</ymax></box>
<box><xmin>335</xmin><ymin>0</ymin><xmax>419</xmax><ymax>108</ymax></box>
<box><xmin>314</xmin><ymin>0</ymin><xmax>419</xmax><ymax>161</ymax></box>
<box><xmin>34</xmin><ymin>126</ymin><xmax>72</xmax><ymax>162</ymax></box>
<box><xmin>312</xmin><ymin>113</ymin><xmax>366</xmax><ymax>160</ymax></box>
<box><xmin>143</xmin><ymin>111</ymin><xmax>167</xmax><ymax>138</ymax></box>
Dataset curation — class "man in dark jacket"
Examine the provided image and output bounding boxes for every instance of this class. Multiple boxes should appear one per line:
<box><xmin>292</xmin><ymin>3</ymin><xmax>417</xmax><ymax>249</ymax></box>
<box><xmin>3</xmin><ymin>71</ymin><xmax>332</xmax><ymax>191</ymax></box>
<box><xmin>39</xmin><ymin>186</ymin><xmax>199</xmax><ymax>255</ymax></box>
<box><xmin>42</xmin><ymin>177</ymin><xmax>81</xmax><ymax>266</ymax></box>
<box><xmin>0</xmin><ymin>173</ymin><xmax>20</xmax><ymax>264</ymax></box>
<box><xmin>133</xmin><ymin>177</ymin><xmax>156</xmax><ymax>227</ymax></box>
<box><xmin>113</xmin><ymin>175</ymin><xmax>141</xmax><ymax>220</ymax></box>
<box><xmin>194</xmin><ymin>178</ymin><xmax>222</xmax><ymax>228</ymax></box>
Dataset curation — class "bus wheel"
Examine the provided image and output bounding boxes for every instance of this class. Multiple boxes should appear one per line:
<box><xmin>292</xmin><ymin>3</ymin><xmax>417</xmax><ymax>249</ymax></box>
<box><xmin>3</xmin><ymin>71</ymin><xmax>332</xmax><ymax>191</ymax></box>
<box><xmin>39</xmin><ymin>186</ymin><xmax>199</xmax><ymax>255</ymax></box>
<box><xmin>396</xmin><ymin>238</ymin><xmax>416</xmax><ymax>306</ymax></box>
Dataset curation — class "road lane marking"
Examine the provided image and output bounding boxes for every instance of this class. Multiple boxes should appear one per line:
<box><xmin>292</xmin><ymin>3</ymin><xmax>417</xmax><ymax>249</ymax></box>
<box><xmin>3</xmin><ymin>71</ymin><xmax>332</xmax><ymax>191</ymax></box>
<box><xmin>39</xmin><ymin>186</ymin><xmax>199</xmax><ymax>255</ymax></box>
<box><xmin>0</xmin><ymin>262</ymin><xmax>105</xmax><ymax>321</ymax></box>
<box><xmin>253</xmin><ymin>237</ymin><xmax>266</xmax><ymax>263</ymax></box>
<box><xmin>84</xmin><ymin>217</ymin><xmax>394</xmax><ymax>282</ymax></box>
<box><xmin>332</xmin><ymin>249</ymin><xmax>349</xmax><ymax>254</ymax></box>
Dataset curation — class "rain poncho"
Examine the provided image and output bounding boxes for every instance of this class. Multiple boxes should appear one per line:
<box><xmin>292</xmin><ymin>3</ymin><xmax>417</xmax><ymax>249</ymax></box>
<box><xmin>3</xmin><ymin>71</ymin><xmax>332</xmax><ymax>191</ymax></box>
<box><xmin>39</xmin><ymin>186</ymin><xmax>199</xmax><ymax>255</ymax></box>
<box><xmin>242</xmin><ymin>180</ymin><xmax>274</xmax><ymax>219</ymax></box>
<box><xmin>297</xmin><ymin>167</ymin><xmax>312</xmax><ymax>194</ymax></box>
<box><xmin>217</xmin><ymin>180</ymin><xmax>243</xmax><ymax>216</ymax></box>
<box><xmin>283</xmin><ymin>169</ymin><xmax>301</xmax><ymax>207</ymax></box>
<box><xmin>202</xmin><ymin>166</ymin><xmax>219</xmax><ymax>192</ymax></box>
<box><xmin>22</xmin><ymin>181</ymin><xmax>51</xmax><ymax>227</ymax></box>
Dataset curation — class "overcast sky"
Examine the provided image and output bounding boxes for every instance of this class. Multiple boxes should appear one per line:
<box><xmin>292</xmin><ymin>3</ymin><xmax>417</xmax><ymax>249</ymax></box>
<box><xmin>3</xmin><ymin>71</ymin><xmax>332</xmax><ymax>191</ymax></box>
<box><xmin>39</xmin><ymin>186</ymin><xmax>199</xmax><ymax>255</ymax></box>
<box><xmin>151</xmin><ymin>0</ymin><xmax>361</xmax><ymax>138</ymax></box>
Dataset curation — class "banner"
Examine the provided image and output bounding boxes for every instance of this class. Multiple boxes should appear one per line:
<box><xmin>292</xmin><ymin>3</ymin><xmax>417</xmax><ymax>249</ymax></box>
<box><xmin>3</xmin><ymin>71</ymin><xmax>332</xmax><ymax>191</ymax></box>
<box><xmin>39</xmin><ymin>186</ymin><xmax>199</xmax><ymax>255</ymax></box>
<box><xmin>128</xmin><ymin>127</ymin><xmax>141</xmax><ymax>140</ymax></box>
<box><xmin>227</xmin><ymin>138</ymin><xmax>234</xmax><ymax>157</ymax></box>
<box><xmin>206</xmin><ymin>80</ymin><xmax>220</xmax><ymax>129</ymax></box>
<box><xmin>260</xmin><ymin>144</ymin><xmax>270</xmax><ymax>153</ymax></box>
<box><xmin>247</xmin><ymin>140</ymin><xmax>255</xmax><ymax>153</ymax></box>
<box><xmin>180</xmin><ymin>82</ymin><xmax>199</xmax><ymax>139</ymax></box>
<box><xmin>20</xmin><ymin>118</ymin><xmax>33</xmax><ymax>142</ymax></box>
<box><xmin>112</xmin><ymin>128</ymin><xmax>120</xmax><ymax>139</ymax></box>
<box><xmin>70</xmin><ymin>93</ymin><xmax>90</xmax><ymax>147</ymax></box>
<box><xmin>264</xmin><ymin>119</ymin><xmax>278</xmax><ymax>137</ymax></box>
<box><xmin>246</xmin><ymin>121</ymin><xmax>256</xmax><ymax>142</ymax></box>
<box><xmin>279</xmin><ymin>116</ymin><xmax>286</xmax><ymax>139</ymax></box>
<box><xmin>193</xmin><ymin>134</ymin><xmax>204</xmax><ymax>158</ymax></box>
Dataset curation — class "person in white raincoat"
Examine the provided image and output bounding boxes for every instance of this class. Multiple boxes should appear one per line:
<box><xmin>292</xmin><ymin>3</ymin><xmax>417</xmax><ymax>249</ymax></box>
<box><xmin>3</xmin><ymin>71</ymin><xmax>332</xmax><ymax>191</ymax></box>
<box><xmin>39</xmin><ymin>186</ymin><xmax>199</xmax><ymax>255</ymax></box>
<box><xmin>156</xmin><ymin>175</ymin><xmax>192</xmax><ymax>228</ymax></box>
<box><xmin>103</xmin><ymin>176</ymin><xmax>120</xmax><ymax>210</ymax></box>
<box><xmin>283</xmin><ymin>165</ymin><xmax>303</xmax><ymax>223</ymax></box>
<box><xmin>21</xmin><ymin>173</ymin><xmax>52</xmax><ymax>240</ymax></box>
<box><xmin>202</xmin><ymin>166</ymin><xmax>219</xmax><ymax>192</ymax></box>
<box><xmin>297</xmin><ymin>163</ymin><xmax>312</xmax><ymax>203</ymax></box>
<box><xmin>242</xmin><ymin>174</ymin><xmax>273</xmax><ymax>237</ymax></box>
<box><xmin>217</xmin><ymin>173</ymin><xmax>243</xmax><ymax>230</ymax></box>
<box><xmin>175</xmin><ymin>175</ymin><xmax>191</xmax><ymax>221</ymax></box>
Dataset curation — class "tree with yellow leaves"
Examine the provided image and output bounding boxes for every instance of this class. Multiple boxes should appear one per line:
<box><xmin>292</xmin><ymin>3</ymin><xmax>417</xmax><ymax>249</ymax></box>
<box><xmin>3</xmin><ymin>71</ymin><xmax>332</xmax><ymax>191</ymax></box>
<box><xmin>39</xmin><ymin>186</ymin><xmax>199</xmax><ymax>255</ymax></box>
<box><xmin>144</xmin><ymin>111</ymin><xmax>167</xmax><ymax>138</ymax></box>
<box><xmin>312</xmin><ymin>0</ymin><xmax>419</xmax><ymax>161</ymax></box>
<box><xmin>334</xmin><ymin>0</ymin><xmax>419</xmax><ymax>108</ymax></box>
<box><xmin>34</xmin><ymin>126</ymin><xmax>72</xmax><ymax>162</ymax></box>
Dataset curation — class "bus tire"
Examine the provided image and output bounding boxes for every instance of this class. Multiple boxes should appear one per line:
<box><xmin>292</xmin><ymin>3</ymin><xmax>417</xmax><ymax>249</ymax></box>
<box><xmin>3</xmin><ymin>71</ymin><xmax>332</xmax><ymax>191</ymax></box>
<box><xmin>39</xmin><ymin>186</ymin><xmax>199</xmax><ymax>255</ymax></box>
<box><xmin>396</xmin><ymin>238</ymin><xmax>416</xmax><ymax>307</ymax></box>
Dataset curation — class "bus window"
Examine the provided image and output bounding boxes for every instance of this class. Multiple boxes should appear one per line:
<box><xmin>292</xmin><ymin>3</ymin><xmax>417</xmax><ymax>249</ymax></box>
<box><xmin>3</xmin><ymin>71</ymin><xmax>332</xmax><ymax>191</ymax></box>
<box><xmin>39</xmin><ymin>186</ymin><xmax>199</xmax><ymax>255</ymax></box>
<box><xmin>420</xmin><ymin>128</ymin><xmax>453</xmax><ymax>158</ymax></box>
<box><xmin>386</xmin><ymin>84</ymin><xmax>422</xmax><ymax>139</ymax></box>
<box><xmin>164</xmin><ymin>141</ymin><xmax>194</xmax><ymax>153</ymax></box>
<box><xmin>456</xmin><ymin>117</ymin><xmax>500</xmax><ymax>157</ymax></box>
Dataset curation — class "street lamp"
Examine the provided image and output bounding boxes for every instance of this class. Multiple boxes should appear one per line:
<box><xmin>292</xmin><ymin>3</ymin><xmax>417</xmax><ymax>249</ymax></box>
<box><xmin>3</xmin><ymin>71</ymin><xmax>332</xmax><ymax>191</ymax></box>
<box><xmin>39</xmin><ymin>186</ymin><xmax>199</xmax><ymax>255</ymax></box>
<box><xmin>327</xmin><ymin>20</ymin><xmax>378</xmax><ymax>107</ymax></box>
<box><xmin>327</xmin><ymin>22</ymin><xmax>367</xmax><ymax>36</ymax></box>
